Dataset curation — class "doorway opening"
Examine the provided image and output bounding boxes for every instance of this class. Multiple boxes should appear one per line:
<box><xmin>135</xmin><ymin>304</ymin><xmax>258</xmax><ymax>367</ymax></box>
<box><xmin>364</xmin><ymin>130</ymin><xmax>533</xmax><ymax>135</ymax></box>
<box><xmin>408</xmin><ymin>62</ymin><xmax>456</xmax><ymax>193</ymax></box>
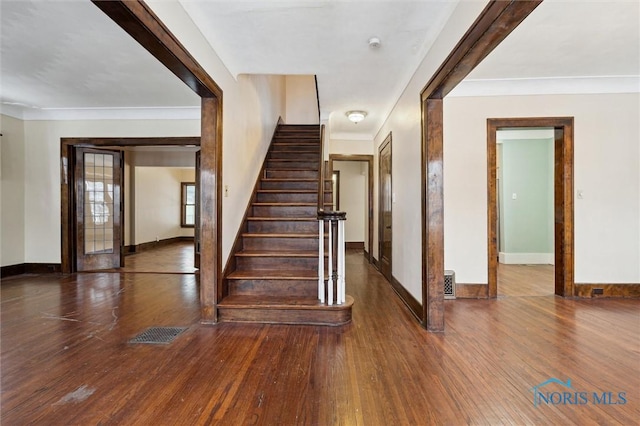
<box><xmin>487</xmin><ymin>117</ymin><xmax>574</xmax><ymax>298</ymax></box>
<box><xmin>328</xmin><ymin>154</ymin><xmax>374</xmax><ymax>264</ymax></box>
<box><xmin>377</xmin><ymin>133</ymin><xmax>392</xmax><ymax>282</ymax></box>
<box><xmin>495</xmin><ymin>128</ymin><xmax>555</xmax><ymax>297</ymax></box>
<box><xmin>60</xmin><ymin>137</ymin><xmax>201</xmax><ymax>274</ymax></box>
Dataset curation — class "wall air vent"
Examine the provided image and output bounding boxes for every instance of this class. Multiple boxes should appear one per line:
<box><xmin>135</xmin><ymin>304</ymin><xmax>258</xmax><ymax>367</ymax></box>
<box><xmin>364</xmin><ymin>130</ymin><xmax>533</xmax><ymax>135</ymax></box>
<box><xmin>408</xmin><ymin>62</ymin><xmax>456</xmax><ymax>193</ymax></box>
<box><xmin>444</xmin><ymin>270</ymin><xmax>456</xmax><ymax>299</ymax></box>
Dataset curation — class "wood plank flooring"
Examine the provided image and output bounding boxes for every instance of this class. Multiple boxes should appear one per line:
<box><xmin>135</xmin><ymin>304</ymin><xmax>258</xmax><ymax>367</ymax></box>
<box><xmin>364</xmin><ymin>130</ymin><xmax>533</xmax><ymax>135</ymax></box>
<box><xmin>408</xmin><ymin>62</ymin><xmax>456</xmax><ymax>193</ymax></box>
<box><xmin>1</xmin><ymin>249</ymin><xmax>638</xmax><ymax>424</ymax></box>
<box><xmin>498</xmin><ymin>263</ymin><xmax>555</xmax><ymax>297</ymax></box>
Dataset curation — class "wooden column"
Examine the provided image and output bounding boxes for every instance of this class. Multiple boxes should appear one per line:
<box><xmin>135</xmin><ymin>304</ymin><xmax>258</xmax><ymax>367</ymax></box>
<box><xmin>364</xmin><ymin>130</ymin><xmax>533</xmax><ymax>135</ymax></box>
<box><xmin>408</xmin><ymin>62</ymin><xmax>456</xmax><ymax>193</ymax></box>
<box><xmin>200</xmin><ymin>96</ymin><xmax>223</xmax><ymax>324</ymax></box>
<box><xmin>422</xmin><ymin>98</ymin><xmax>445</xmax><ymax>331</ymax></box>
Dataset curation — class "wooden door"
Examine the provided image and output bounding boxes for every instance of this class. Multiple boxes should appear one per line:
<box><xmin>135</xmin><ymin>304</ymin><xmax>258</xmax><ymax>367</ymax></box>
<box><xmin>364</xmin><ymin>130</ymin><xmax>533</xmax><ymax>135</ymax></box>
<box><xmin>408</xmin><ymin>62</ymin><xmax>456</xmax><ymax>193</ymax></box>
<box><xmin>378</xmin><ymin>135</ymin><xmax>392</xmax><ymax>281</ymax></box>
<box><xmin>75</xmin><ymin>148</ymin><xmax>123</xmax><ymax>271</ymax></box>
<box><xmin>194</xmin><ymin>150</ymin><xmax>201</xmax><ymax>268</ymax></box>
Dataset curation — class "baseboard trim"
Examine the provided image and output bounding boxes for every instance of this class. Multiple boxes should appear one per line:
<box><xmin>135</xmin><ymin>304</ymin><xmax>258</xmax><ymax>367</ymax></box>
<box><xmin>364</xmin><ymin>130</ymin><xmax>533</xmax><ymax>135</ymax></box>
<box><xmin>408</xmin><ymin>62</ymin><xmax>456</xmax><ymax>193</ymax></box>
<box><xmin>574</xmin><ymin>283</ymin><xmax>640</xmax><ymax>298</ymax></box>
<box><xmin>372</xmin><ymin>256</ymin><xmax>379</xmax><ymax>270</ymax></box>
<box><xmin>455</xmin><ymin>283</ymin><xmax>488</xmax><ymax>299</ymax></box>
<box><xmin>389</xmin><ymin>276</ymin><xmax>422</xmax><ymax>323</ymax></box>
<box><xmin>346</xmin><ymin>241</ymin><xmax>364</xmax><ymax>250</ymax></box>
<box><xmin>499</xmin><ymin>252</ymin><xmax>554</xmax><ymax>265</ymax></box>
<box><xmin>131</xmin><ymin>236</ymin><xmax>194</xmax><ymax>254</ymax></box>
<box><xmin>2</xmin><ymin>263</ymin><xmax>62</xmax><ymax>278</ymax></box>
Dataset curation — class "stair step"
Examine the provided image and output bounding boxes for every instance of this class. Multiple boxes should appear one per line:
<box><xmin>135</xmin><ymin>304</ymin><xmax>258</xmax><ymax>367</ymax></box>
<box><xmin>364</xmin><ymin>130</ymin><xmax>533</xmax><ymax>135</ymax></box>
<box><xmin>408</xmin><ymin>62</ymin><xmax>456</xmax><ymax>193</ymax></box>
<box><xmin>266</xmin><ymin>159</ymin><xmax>319</xmax><ymax>169</ymax></box>
<box><xmin>226</xmin><ymin>269</ymin><xmax>318</xmax><ymax>297</ymax></box>
<box><xmin>265</xmin><ymin>169</ymin><xmax>319</xmax><ymax>179</ymax></box>
<box><xmin>242</xmin><ymin>233</ymin><xmax>321</xmax><ymax>251</ymax></box>
<box><xmin>269</xmin><ymin>151</ymin><xmax>320</xmax><ymax>160</ymax></box>
<box><xmin>235</xmin><ymin>250</ymin><xmax>319</xmax><ymax>271</ymax></box>
<box><xmin>256</xmin><ymin>190</ymin><xmax>330</xmax><ymax>203</ymax></box>
<box><xmin>217</xmin><ymin>295</ymin><xmax>353</xmax><ymax>326</ymax></box>
<box><xmin>252</xmin><ymin>203</ymin><xmax>318</xmax><ymax>217</ymax></box>
<box><xmin>260</xmin><ymin>179</ymin><xmax>331</xmax><ymax>191</ymax></box>
<box><xmin>247</xmin><ymin>217</ymin><xmax>321</xmax><ymax>233</ymax></box>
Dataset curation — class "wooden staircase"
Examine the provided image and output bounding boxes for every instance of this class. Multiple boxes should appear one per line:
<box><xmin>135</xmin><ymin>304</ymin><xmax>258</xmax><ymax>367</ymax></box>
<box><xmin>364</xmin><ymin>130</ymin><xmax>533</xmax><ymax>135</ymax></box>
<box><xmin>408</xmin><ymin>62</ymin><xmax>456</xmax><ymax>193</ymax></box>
<box><xmin>219</xmin><ymin>124</ymin><xmax>353</xmax><ymax>325</ymax></box>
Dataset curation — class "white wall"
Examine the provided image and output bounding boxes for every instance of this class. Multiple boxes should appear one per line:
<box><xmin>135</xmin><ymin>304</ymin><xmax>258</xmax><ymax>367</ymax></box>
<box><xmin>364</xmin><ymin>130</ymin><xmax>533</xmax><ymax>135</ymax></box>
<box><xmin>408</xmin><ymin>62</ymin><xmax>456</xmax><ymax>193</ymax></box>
<box><xmin>444</xmin><ymin>93</ymin><xmax>639</xmax><ymax>284</ymax></box>
<box><xmin>135</xmin><ymin>167</ymin><xmax>194</xmax><ymax>244</ymax></box>
<box><xmin>329</xmin><ymin>138</ymin><xmax>374</xmax><ymax>155</ymax></box>
<box><xmin>285</xmin><ymin>75</ymin><xmax>319</xmax><ymax>125</ymax></box>
<box><xmin>334</xmin><ymin>161</ymin><xmax>366</xmax><ymax>243</ymax></box>
<box><xmin>1</xmin><ymin>114</ymin><xmax>26</xmax><ymax>266</ymax></box>
<box><xmin>372</xmin><ymin>1</ymin><xmax>486</xmax><ymax>300</ymax></box>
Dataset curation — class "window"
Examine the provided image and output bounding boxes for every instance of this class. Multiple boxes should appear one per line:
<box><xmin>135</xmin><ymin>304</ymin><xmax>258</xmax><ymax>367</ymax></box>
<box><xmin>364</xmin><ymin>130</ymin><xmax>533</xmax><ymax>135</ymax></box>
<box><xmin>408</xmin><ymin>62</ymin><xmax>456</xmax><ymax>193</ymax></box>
<box><xmin>181</xmin><ymin>182</ymin><xmax>196</xmax><ymax>227</ymax></box>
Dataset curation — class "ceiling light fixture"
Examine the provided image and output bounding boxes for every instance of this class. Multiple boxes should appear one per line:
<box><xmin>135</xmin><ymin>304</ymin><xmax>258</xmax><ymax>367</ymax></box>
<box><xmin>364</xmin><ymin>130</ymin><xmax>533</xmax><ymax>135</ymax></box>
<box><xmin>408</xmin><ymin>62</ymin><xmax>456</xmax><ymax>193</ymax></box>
<box><xmin>346</xmin><ymin>110</ymin><xmax>367</xmax><ymax>124</ymax></box>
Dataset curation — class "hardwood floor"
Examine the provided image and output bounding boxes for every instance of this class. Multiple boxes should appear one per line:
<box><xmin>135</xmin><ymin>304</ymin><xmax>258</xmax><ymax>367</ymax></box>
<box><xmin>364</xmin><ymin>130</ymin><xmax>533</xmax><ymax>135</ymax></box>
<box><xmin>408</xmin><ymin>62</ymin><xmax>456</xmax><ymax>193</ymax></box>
<box><xmin>498</xmin><ymin>263</ymin><xmax>555</xmax><ymax>297</ymax></box>
<box><xmin>2</xmin><ymin>252</ymin><xmax>638</xmax><ymax>424</ymax></box>
<box><xmin>120</xmin><ymin>241</ymin><xmax>197</xmax><ymax>273</ymax></box>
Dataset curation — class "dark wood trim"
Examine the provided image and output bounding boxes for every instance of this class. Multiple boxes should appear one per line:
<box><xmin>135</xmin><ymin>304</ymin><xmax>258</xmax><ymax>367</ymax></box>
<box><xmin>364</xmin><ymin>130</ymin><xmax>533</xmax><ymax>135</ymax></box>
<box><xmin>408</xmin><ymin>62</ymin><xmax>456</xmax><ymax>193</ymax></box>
<box><xmin>421</xmin><ymin>98</ymin><xmax>444</xmax><ymax>331</ymax></box>
<box><xmin>419</xmin><ymin>0</ymin><xmax>541</xmax><ymax>332</ymax></box>
<box><xmin>131</xmin><ymin>236</ymin><xmax>194</xmax><ymax>254</ymax></box>
<box><xmin>487</xmin><ymin>117</ymin><xmax>574</xmax><ymax>298</ymax></box>
<box><xmin>421</xmin><ymin>1</ymin><xmax>542</xmax><ymax>100</ymax></box>
<box><xmin>1</xmin><ymin>263</ymin><xmax>62</xmax><ymax>278</ymax></box>
<box><xmin>328</xmin><ymin>154</ymin><xmax>374</xmax><ymax>263</ymax></box>
<box><xmin>61</xmin><ymin>137</ymin><xmax>200</xmax><ymax>147</ymax></box>
<box><xmin>91</xmin><ymin>1</ymin><xmax>222</xmax><ymax>98</ymax></box>
<box><xmin>318</xmin><ymin>124</ymin><xmax>326</xmax><ymax>211</ymax></box>
<box><xmin>455</xmin><ymin>284</ymin><xmax>488</xmax><ymax>299</ymax></box>
<box><xmin>345</xmin><ymin>242</ymin><xmax>364</xmax><ymax>250</ymax></box>
<box><xmin>363</xmin><ymin>249</ymin><xmax>370</xmax><ymax>262</ymax></box>
<box><xmin>199</xmin><ymin>97</ymin><xmax>223</xmax><ymax>324</ymax></box>
<box><xmin>390</xmin><ymin>276</ymin><xmax>422</xmax><ymax>323</ymax></box>
<box><xmin>574</xmin><ymin>283</ymin><xmax>640</xmax><ymax>298</ymax></box>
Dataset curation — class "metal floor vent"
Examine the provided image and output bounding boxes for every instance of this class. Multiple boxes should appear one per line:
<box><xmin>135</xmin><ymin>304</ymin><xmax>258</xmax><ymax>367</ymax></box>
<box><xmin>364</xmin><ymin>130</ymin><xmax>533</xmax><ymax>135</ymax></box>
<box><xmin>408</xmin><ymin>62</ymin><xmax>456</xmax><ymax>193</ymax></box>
<box><xmin>129</xmin><ymin>327</ymin><xmax>187</xmax><ymax>345</ymax></box>
<box><xmin>444</xmin><ymin>270</ymin><xmax>456</xmax><ymax>299</ymax></box>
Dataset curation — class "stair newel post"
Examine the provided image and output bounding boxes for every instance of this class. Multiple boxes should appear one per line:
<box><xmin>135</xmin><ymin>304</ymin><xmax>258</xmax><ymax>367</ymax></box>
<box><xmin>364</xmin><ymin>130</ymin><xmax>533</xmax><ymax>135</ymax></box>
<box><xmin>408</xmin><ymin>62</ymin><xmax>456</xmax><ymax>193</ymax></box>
<box><xmin>318</xmin><ymin>219</ymin><xmax>325</xmax><ymax>303</ymax></box>
<box><xmin>327</xmin><ymin>219</ymin><xmax>334</xmax><ymax>305</ymax></box>
<box><xmin>338</xmin><ymin>218</ymin><xmax>346</xmax><ymax>304</ymax></box>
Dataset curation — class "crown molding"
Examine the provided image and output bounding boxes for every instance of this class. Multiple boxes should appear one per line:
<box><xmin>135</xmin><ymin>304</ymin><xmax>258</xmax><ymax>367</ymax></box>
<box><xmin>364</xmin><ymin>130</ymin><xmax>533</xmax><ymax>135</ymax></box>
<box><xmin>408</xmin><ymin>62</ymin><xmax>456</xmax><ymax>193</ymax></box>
<box><xmin>448</xmin><ymin>75</ymin><xmax>640</xmax><ymax>97</ymax></box>
<box><xmin>0</xmin><ymin>105</ymin><xmax>201</xmax><ymax>121</ymax></box>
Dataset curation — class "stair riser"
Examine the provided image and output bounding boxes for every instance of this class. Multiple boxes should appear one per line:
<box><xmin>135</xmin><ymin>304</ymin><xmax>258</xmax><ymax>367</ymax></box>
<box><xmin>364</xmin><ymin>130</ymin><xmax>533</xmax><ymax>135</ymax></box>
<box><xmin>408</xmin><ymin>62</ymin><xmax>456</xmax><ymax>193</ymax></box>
<box><xmin>243</xmin><ymin>237</ymin><xmax>319</xmax><ymax>251</ymax></box>
<box><xmin>256</xmin><ymin>192</ymin><xmax>330</xmax><ymax>203</ymax></box>
<box><xmin>218</xmin><ymin>307</ymin><xmax>351</xmax><ymax>326</ymax></box>
<box><xmin>260</xmin><ymin>181</ymin><xmax>331</xmax><ymax>191</ymax></box>
<box><xmin>252</xmin><ymin>205</ymin><xmax>317</xmax><ymax>217</ymax></box>
<box><xmin>228</xmin><ymin>279</ymin><xmax>317</xmax><ymax>297</ymax></box>
<box><xmin>269</xmin><ymin>152</ymin><xmax>320</xmax><ymax>160</ymax></box>
<box><xmin>271</xmin><ymin>144</ymin><xmax>318</xmax><ymax>152</ymax></box>
<box><xmin>247</xmin><ymin>221</ymin><xmax>322</xmax><ymax>233</ymax></box>
<box><xmin>236</xmin><ymin>256</ymin><xmax>317</xmax><ymax>271</ymax></box>
<box><xmin>265</xmin><ymin>170</ymin><xmax>319</xmax><ymax>179</ymax></box>
<box><xmin>266</xmin><ymin>160</ymin><xmax>319</xmax><ymax>169</ymax></box>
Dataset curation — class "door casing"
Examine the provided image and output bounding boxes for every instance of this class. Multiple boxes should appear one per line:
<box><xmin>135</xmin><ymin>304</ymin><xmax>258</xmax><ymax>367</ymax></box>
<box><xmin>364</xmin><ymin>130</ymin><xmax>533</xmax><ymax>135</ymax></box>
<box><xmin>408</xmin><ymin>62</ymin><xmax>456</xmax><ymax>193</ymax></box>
<box><xmin>377</xmin><ymin>133</ymin><xmax>393</xmax><ymax>281</ymax></box>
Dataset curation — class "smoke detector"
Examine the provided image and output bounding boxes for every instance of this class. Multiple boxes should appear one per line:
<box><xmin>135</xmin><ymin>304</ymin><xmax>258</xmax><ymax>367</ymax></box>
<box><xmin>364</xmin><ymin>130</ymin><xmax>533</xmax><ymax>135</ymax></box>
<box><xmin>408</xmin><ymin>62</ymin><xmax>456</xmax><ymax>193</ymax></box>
<box><xmin>368</xmin><ymin>37</ymin><xmax>381</xmax><ymax>49</ymax></box>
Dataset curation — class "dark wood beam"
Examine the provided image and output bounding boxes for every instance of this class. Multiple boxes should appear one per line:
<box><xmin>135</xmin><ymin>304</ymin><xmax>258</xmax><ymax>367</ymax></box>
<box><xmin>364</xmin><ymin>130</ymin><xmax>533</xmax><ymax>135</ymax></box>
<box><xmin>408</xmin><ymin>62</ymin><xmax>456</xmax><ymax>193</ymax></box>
<box><xmin>91</xmin><ymin>0</ymin><xmax>222</xmax><ymax>99</ymax></box>
<box><xmin>420</xmin><ymin>0</ymin><xmax>542</xmax><ymax>332</ymax></box>
<box><xmin>421</xmin><ymin>0</ymin><xmax>542</xmax><ymax>100</ymax></box>
<box><xmin>61</xmin><ymin>137</ymin><xmax>200</xmax><ymax>147</ymax></box>
<box><xmin>199</xmin><ymin>97</ymin><xmax>223</xmax><ymax>324</ymax></box>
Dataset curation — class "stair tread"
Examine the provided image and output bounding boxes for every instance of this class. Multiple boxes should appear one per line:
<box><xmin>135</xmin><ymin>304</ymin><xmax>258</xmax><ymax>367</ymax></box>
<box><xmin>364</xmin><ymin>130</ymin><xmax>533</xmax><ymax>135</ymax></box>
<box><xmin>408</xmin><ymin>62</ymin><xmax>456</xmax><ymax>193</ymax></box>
<box><xmin>247</xmin><ymin>217</ymin><xmax>318</xmax><ymax>221</ymax></box>
<box><xmin>242</xmin><ymin>233</ymin><xmax>319</xmax><ymax>238</ymax></box>
<box><xmin>257</xmin><ymin>189</ymin><xmax>319</xmax><ymax>193</ymax></box>
<box><xmin>236</xmin><ymin>250</ymin><xmax>319</xmax><ymax>257</ymax></box>
<box><xmin>253</xmin><ymin>202</ymin><xmax>321</xmax><ymax>206</ymax></box>
<box><xmin>261</xmin><ymin>178</ymin><xmax>332</xmax><ymax>181</ymax></box>
<box><xmin>219</xmin><ymin>295</ymin><xmax>353</xmax><ymax>309</ymax></box>
<box><xmin>227</xmin><ymin>269</ymin><xmax>318</xmax><ymax>279</ymax></box>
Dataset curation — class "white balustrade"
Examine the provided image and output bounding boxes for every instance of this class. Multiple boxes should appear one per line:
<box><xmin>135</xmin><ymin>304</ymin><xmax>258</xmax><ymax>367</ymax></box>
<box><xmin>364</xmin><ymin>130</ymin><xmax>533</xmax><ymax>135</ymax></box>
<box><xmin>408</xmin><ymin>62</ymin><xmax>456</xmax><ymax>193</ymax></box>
<box><xmin>318</xmin><ymin>212</ymin><xmax>346</xmax><ymax>305</ymax></box>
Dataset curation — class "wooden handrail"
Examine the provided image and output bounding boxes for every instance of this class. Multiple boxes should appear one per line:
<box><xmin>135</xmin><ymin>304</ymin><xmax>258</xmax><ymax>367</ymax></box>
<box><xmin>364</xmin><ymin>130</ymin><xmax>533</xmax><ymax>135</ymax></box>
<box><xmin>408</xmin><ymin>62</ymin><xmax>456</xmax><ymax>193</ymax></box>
<box><xmin>318</xmin><ymin>124</ymin><xmax>326</xmax><ymax>212</ymax></box>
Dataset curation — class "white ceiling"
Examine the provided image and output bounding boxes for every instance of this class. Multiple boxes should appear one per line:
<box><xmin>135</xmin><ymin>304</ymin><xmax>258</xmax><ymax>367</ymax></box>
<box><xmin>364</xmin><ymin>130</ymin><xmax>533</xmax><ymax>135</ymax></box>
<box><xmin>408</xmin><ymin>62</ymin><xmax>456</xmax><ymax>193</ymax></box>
<box><xmin>1</xmin><ymin>0</ymin><xmax>638</xmax><ymax>138</ymax></box>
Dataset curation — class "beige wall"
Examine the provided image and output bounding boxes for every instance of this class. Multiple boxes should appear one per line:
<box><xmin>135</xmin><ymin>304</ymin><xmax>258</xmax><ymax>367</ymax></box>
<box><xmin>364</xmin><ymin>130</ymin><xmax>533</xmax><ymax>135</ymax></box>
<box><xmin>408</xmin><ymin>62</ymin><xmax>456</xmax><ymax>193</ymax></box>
<box><xmin>285</xmin><ymin>75</ymin><xmax>319</xmax><ymax>125</ymax></box>
<box><xmin>135</xmin><ymin>167</ymin><xmax>195</xmax><ymax>244</ymax></box>
<box><xmin>444</xmin><ymin>93</ymin><xmax>639</xmax><ymax>284</ymax></box>
<box><xmin>1</xmin><ymin>114</ymin><xmax>26</xmax><ymax>266</ymax></box>
<box><xmin>329</xmin><ymin>138</ymin><xmax>374</xmax><ymax>155</ymax></box>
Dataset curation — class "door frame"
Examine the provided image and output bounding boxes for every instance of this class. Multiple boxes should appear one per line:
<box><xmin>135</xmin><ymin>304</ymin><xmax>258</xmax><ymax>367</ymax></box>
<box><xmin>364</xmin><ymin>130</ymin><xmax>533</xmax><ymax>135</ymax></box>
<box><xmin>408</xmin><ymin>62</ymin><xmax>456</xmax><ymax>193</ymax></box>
<box><xmin>328</xmin><ymin>154</ymin><xmax>374</xmax><ymax>263</ymax></box>
<box><xmin>377</xmin><ymin>134</ymin><xmax>393</xmax><ymax>280</ymax></box>
<box><xmin>487</xmin><ymin>117</ymin><xmax>574</xmax><ymax>298</ymax></box>
<box><xmin>60</xmin><ymin>137</ymin><xmax>200</xmax><ymax>273</ymax></box>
